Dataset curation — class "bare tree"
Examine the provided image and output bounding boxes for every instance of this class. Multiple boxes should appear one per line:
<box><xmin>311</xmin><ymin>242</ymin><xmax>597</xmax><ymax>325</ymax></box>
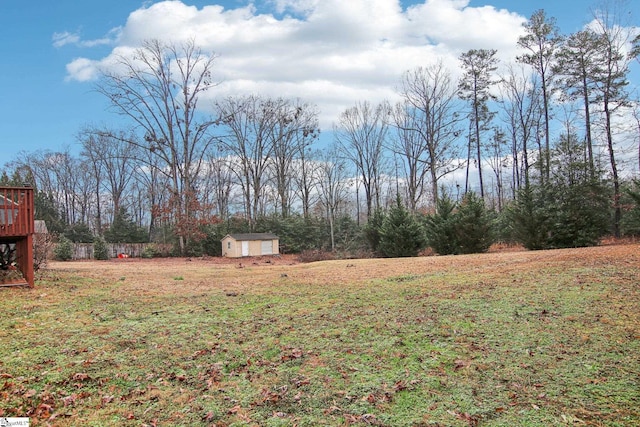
<box><xmin>498</xmin><ymin>65</ymin><xmax>544</xmax><ymax>190</ymax></box>
<box><xmin>80</xmin><ymin>129</ymin><xmax>137</xmax><ymax>230</ymax></box>
<box><xmin>201</xmin><ymin>151</ymin><xmax>235</xmax><ymax>221</ymax></box>
<box><xmin>130</xmin><ymin>144</ymin><xmax>171</xmax><ymax>241</ymax></box>
<box><xmin>334</xmin><ymin>101</ymin><xmax>390</xmax><ymax>220</ymax></box>
<box><xmin>590</xmin><ymin>2</ymin><xmax>634</xmax><ymax>237</ymax></box>
<box><xmin>96</xmin><ymin>39</ymin><xmax>218</xmax><ymax>253</ymax></box>
<box><xmin>215</xmin><ymin>95</ymin><xmax>281</xmax><ymax>229</ymax></box>
<box><xmin>517</xmin><ymin>9</ymin><xmax>563</xmax><ymax>182</ymax></box>
<box><xmin>293</xmin><ymin>145</ymin><xmax>321</xmax><ymax>219</ymax></box>
<box><xmin>317</xmin><ymin>145</ymin><xmax>350</xmax><ymax>252</ymax></box>
<box><xmin>396</xmin><ymin>64</ymin><xmax>462</xmax><ymax>207</ymax></box>
<box><xmin>390</xmin><ymin>102</ymin><xmax>432</xmax><ymax>211</ymax></box>
<box><xmin>268</xmin><ymin>99</ymin><xmax>320</xmax><ymax>217</ymax></box>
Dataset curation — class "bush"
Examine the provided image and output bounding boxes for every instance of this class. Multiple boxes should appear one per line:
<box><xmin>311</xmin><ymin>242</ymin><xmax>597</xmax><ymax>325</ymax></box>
<box><xmin>141</xmin><ymin>244</ymin><xmax>161</xmax><ymax>259</ymax></box>
<box><xmin>297</xmin><ymin>249</ymin><xmax>335</xmax><ymax>263</ymax></box>
<box><xmin>507</xmin><ymin>179</ymin><xmax>609</xmax><ymax>250</ymax></box>
<box><xmin>104</xmin><ymin>207</ymin><xmax>148</xmax><ymax>243</ymax></box>
<box><xmin>454</xmin><ymin>192</ymin><xmax>494</xmax><ymax>254</ymax></box>
<box><xmin>378</xmin><ymin>197</ymin><xmax>426</xmax><ymax>258</ymax></box>
<box><xmin>621</xmin><ymin>180</ymin><xmax>640</xmax><ymax>236</ymax></box>
<box><xmin>424</xmin><ymin>195</ymin><xmax>459</xmax><ymax>255</ymax></box>
<box><xmin>53</xmin><ymin>236</ymin><xmax>73</xmax><ymax>261</ymax></box>
<box><xmin>64</xmin><ymin>223</ymin><xmax>94</xmax><ymax>243</ymax></box>
<box><xmin>425</xmin><ymin>193</ymin><xmax>495</xmax><ymax>255</ymax></box>
<box><xmin>93</xmin><ymin>236</ymin><xmax>109</xmax><ymax>260</ymax></box>
<box><xmin>33</xmin><ymin>232</ymin><xmax>55</xmax><ymax>271</ymax></box>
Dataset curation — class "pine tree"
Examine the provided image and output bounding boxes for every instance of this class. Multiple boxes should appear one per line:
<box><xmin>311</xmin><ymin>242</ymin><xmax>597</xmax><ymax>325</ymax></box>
<box><xmin>455</xmin><ymin>192</ymin><xmax>494</xmax><ymax>254</ymax></box>
<box><xmin>93</xmin><ymin>236</ymin><xmax>110</xmax><ymax>260</ymax></box>
<box><xmin>507</xmin><ymin>134</ymin><xmax>609</xmax><ymax>249</ymax></box>
<box><xmin>53</xmin><ymin>236</ymin><xmax>74</xmax><ymax>261</ymax></box>
<box><xmin>104</xmin><ymin>207</ymin><xmax>148</xmax><ymax>243</ymax></box>
<box><xmin>424</xmin><ymin>195</ymin><xmax>459</xmax><ymax>255</ymax></box>
<box><xmin>378</xmin><ymin>197</ymin><xmax>426</xmax><ymax>258</ymax></box>
<box><xmin>458</xmin><ymin>49</ymin><xmax>499</xmax><ymax>198</ymax></box>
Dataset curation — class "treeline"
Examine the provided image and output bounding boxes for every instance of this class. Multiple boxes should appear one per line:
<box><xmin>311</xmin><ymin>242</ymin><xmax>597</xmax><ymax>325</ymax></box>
<box><xmin>2</xmin><ymin>7</ymin><xmax>640</xmax><ymax>257</ymax></box>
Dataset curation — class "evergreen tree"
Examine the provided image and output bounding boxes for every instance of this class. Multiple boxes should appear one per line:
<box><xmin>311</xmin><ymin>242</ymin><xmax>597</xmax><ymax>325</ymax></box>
<box><xmin>507</xmin><ymin>135</ymin><xmax>610</xmax><ymax>249</ymax></box>
<box><xmin>517</xmin><ymin>9</ymin><xmax>563</xmax><ymax>181</ymax></box>
<box><xmin>93</xmin><ymin>236</ymin><xmax>110</xmax><ymax>260</ymax></box>
<box><xmin>53</xmin><ymin>236</ymin><xmax>74</xmax><ymax>261</ymax></box>
<box><xmin>554</xmin><ymin>29</ymin><xmax>605</xmax><ymax>176</ymax></box>
<box><xmin>621</xmin><ymin>180</ymin><xmax>640</xmax><ymax>236</ymax></box>
<box><xmin>424</xmin><ymin>195</ymin><xmax>459</xmax><ymax>255</ymax></box>
<box><xmin>455</xmin><ymin>192</ymin><xmax>494</xmax><ymax>254</ymax></box>
<box><xmin>35</xmin><ymin>192</ymin><xmax>66</xmax><ymax>235</ymax></box>
<box><xmin>364</xmin><ymin>208</ymin><xmax>385</xmax><ymax>254</ymax></box>
<box><xmin>64</xmin><ymin>223</ymin><xmax>94</xmax><ymax>243</ymax></box>
<box><xmin>506</xmin><ymin>185</ymin><xmax>551</xmax><ymax>250</ymax></box>
<box><xmin>545</xmin><ymin>134</ymin><xmax>609</xmax><ymax>247</ymax></box>
<box><xmin>104</xmin><ymin>207</ymin><xmax>148</xmax><ymax>243</ymax></box>
<box><xmin>378</xmin><ymin>197</ymin><xmax>426</xmax><ymax>258</ymax></box>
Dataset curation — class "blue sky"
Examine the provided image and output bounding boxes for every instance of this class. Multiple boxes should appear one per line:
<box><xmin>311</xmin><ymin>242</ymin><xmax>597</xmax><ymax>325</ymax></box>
<box><xmin>1</xmin><ymin>0</ymin><xmax>638</xmax><ymax>165</ymax></box>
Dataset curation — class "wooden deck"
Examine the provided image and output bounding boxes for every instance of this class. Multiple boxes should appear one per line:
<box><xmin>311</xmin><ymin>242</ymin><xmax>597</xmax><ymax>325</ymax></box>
<box><xmin>0</xmin><ymin>186</ymin><xmax>34</xmax><ymax>287</ymax></box>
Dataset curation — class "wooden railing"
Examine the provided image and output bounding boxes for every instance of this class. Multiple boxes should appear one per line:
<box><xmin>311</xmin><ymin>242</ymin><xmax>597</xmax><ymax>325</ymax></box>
<box><xmin>0</xmin><ymin>186</ymin><xmax>34</xmax><ymax>237</ymax></box>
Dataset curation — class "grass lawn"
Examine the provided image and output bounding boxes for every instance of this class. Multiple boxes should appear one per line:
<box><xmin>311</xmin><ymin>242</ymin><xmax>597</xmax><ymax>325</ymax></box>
<box><xmin>1</xmin><ymin>244</ymin><xmax>639</xmax><ymax>426</ymax></box>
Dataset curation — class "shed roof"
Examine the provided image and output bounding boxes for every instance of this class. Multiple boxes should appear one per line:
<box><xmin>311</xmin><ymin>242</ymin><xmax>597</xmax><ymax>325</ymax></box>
<box><xmin>223</xmin><ymin>233</ymin><xmax>278</xmax><ymax>241</ymax></box>
<box><xmin>35</xmin><ymin>220</ymin><xmax>48</xmax><ymax>234</ymax></box>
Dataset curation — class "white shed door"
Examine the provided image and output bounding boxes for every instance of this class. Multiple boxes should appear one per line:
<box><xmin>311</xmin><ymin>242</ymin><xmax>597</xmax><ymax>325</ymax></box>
<box><xmin>241</xmin><ymin>241</ymin><xmax>249</xmax><ymax>257</ymax></box>
<box><xmin>261</xmin><ymin>240</ymin><xmax>273</xmax><ymax>255</ymax></box>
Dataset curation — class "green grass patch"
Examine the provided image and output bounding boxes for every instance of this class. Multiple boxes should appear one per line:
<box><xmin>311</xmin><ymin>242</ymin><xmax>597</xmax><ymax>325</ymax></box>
<box><xmin>1</xmin><ymin>249</ymin><xmax>639</xmax><ymax>426</ymax></box>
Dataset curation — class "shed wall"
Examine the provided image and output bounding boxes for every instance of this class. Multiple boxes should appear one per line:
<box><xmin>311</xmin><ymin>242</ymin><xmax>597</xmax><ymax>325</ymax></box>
<box><xmin>221</xmin><ymin>237</ymin><xmax>279</xmax><ymax>258</ymax></box>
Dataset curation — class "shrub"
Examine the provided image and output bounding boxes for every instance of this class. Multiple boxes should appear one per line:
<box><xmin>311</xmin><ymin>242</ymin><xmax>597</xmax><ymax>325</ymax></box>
<box><xmin>621</xmin><ymin>180</ymin><xmax>640</xmax><ymax>236</ymax></box>
<box><xmin>378</xmin><ymin>197</ymin><xmax>426</xmax><ymax>258</ymax></box>
<box><xmin>33</xmin><ymin>232</ymin><xmax>55</xmax><ymax>271</ymax></box>
<box><xmin>93</xmin><ymin>236</ymin><xmax>109</xmax><ymax>260</ymax></box>
<box><xmin>63</xmin><ymin>222</ymin><xmax>94</xmax><ymax>243</ymax></box>
<box><xmin>297</xmin><ymin>249</ymin><xmax>336</xmax><ymax>263</ymax></box>
<box><xmin>142</xmin><ymin>244</ymin><xmax>160</xmax><ymax>259</ymax></box>
<box><xmin>424</xmin><ymin>195</ymin><xmax>459</xmax><ymax>255</ymax></box>
<box><xmin>425</xmin><ymin>193</ymin><xmax>495</xmax><ymax>255</ymax></box>
<box><xmin>454</xmin><ymin>192</ymin><xmax>494</xmax><ymax>254</ymax></box>
<box><xmin>53</xmin><ymin>236</ymin><xmax>73</xmax><ymax>261</ymax></box>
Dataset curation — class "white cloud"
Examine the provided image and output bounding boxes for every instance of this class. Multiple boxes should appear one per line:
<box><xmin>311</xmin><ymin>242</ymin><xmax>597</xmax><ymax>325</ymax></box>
<box><xmin>65</xmin><ymin>58</ymin><xmax>100</xmax><ymax>82</ymax></box>
<box><xmin>61</xmin><ymin>0</ymin><xmax>529</xmax><ymax>127</ymax></box>
<box><xmin>53</xmin><ymin>27</ymin><xmax>121</xmax><ymax>48</ymax></box>
<box><xmin>53</xmin><ymin>31</ymin><xmax>81</xmax><ymax>48</ymax></box>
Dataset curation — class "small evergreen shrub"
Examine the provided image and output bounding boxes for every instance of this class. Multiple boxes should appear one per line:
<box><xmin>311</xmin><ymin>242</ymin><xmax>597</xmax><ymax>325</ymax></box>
<box><xmin>93</xmin><ymin>236</ymin><xmax>109</xmax><ymax>260</ymax></box>
<box><xmin>142</xmin><ymin>244</ymin><xmax>160</xmax><ymax>259</ymax></box>
<box><xmin>54</xmin><ymin>236</ymin><xmax>74</xmax><ymax>261</ymax></box>
<box><xmin>425</xmin><ymin>193</ymin><xmax>495</xmax><ymax>255</ymax></box>
<box><xmin>378</xmin><ymin>197</ymin><xmax>426</xmax><ymax>258</ymax></box>
<box><xmin>424</xmin><ymin>195</ymin><xmax>459</xmax><ymax>255</ymax></box>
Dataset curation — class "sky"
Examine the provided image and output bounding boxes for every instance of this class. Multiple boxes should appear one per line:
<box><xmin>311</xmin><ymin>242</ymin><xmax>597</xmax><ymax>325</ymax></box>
<box><xmin>1</xmin><ymin>0</ymin><xmax>639</xmax><ymax>165</ymax></box>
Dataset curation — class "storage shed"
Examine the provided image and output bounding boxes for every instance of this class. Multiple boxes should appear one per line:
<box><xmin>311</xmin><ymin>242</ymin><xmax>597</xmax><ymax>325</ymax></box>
<box><xmin>221</xmin><ymin>233</ymin><xmax>279</xmax><ymax>258</ymax></box>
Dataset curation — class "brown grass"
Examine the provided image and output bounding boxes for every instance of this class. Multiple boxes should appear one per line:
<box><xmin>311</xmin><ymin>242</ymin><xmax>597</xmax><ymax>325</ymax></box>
<box><xmin>1</xmin><ymin>242</ymin><xmax>638</xmax><ymax>426</ymax></box>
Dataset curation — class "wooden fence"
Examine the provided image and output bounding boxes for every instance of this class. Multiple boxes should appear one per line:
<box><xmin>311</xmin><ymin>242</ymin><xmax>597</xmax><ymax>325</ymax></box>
<box><xmin>72</xmin><ymin>243</ymin><xmax>173</xmax><ymax>260</ymax></box>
